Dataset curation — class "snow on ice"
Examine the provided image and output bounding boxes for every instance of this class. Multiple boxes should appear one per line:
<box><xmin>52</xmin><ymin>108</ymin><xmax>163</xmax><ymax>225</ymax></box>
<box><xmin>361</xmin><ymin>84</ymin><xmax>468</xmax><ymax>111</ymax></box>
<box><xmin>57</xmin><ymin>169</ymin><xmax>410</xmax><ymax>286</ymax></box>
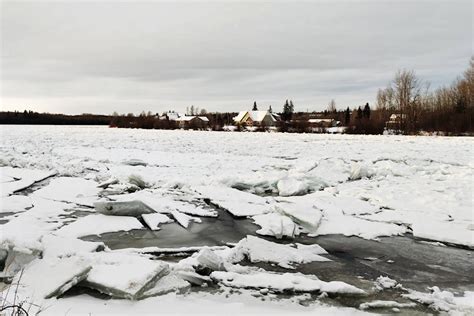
<box><xmin>1</xmin><ymin>126</ymin><xmax>473</xmax><ymax>314</ymax></box>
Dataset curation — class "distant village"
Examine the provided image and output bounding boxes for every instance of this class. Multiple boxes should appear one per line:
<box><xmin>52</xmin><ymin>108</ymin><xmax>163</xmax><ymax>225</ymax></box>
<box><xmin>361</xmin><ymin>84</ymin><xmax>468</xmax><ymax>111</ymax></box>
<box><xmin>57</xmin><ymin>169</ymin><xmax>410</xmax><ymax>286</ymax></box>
<box><xmin>108</xmin><ymin>100</ymin><xmax>408</xmax><ymax>135</ymax></box>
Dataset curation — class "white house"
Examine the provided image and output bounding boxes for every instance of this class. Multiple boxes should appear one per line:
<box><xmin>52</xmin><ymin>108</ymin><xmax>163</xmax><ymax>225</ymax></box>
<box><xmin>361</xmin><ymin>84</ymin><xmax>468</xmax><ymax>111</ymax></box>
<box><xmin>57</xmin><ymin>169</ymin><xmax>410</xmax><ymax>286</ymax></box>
<box><xmin>233</xmin><ymin>110</ymin><xmax>279</xmax><ymax>126</ymax></box>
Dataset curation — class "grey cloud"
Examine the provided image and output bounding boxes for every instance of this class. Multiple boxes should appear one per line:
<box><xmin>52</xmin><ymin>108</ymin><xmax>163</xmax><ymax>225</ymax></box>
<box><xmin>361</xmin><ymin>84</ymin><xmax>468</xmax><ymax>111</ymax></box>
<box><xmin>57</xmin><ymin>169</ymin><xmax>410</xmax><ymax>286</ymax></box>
<box><xmin>1</xmin><ymin>0</ymin><xmax>472</xmax><ymax>114</ymax></box>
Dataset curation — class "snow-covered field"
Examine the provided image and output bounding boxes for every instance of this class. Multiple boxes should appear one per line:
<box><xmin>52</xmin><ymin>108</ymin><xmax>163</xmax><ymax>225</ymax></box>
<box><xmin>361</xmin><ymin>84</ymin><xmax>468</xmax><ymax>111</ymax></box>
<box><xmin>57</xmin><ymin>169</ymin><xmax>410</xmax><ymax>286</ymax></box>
<box><xmin>0</xmin><ymin>125</ymin><xmax>473</xmax><ymax>315</ymax></box>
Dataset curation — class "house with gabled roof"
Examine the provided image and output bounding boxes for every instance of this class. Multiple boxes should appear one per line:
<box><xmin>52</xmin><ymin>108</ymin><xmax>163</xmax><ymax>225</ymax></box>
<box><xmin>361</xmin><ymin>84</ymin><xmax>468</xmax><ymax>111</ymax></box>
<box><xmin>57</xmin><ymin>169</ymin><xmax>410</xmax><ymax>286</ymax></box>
<box><xmin>233</xmin><ymin>110</ymin><xmax>279</xmax><ymax>127</ymax></box>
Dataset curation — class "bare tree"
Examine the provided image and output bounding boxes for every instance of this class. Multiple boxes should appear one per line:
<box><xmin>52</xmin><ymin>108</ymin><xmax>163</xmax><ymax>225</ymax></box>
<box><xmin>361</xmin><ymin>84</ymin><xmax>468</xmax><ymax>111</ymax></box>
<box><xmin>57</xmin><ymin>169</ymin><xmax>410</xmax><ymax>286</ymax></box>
<box><xmin>327</xmin><ymin>99</ymin><xmax>337</xmax><ymax>112</ymax></box>
<box><xmin>392</xmin><ymin>69</ymin><xmax>425</xmax><ymax>133</ymax></box>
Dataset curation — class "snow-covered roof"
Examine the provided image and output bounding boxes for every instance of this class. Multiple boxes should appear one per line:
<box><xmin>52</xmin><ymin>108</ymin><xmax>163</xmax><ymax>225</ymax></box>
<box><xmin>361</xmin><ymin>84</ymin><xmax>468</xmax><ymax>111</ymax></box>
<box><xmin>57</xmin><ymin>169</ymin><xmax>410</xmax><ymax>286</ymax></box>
<box><xmin>389</xmin><ymin>114</ymin><xmax>406</xmax><ymax>121</ymax></box>
<box><xmin>308</xmin><ymin>118</ymin><xmax>334</xmax><ymax>123</ymax></box>
<box><xmin>166</xmin><ymin>111</ymin><xmax>185</xmax><ymax>121</ymax></box>
<box><xmin>176</xmin><ymin>115</ymin><xmax>209</xmax><ymax>122</ymax></box>
<box><xmin>233</xmin><ymin>111</ymin><xmax>247</xmax><ymax>122</ymax></box>
<box><xmin>234</xmin><ymin>111</ymin><xmax>275</xmax><ymax>123</ymax></box>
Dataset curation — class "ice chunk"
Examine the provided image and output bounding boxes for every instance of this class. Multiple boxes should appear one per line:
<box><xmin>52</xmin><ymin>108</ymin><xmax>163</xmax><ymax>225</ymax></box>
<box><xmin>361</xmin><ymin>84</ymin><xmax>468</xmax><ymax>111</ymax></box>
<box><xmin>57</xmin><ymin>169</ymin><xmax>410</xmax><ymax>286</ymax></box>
<box><xmin>0</xmin><ymin>195</ymin><xmax>33</xmax><ymax>214</ymax></box>
<box><xmin>83</xmin><ymin>252</ymin><xmax>169</xmax><ymax>300</ymax></box>
<box><xmin>33</xmin><ymin>177</ymin><xmax>100</xmax><ymax>206</ymax></box>
<box><xmin>349</xmin><ymin>163</ymin><xmax>374</xmax><ymax>180</ymax></box>
<box><xmin>0</xmin><ymin>199</ymin><xmax>69</xmax><ymax>252</ymax></box>
<box><xmin>94</xmin><ymin>200</ymin><xmax>156</xmax><ymax>217</ymax></box>
<box><xmin>374</xmin><ymin>276</ymin><xmax>398</xmax><ymax>290</ymax></box>
<box><xmin>0</xmin><ymin>167</ymin><xmax>56</xmax><ymax>197</ymax></box>
<box><xmin>412</xmin><ymin>221</ymin><xmax>474</xmax><ymax>249</ymax></box>
<box><xmin>359</xmin><ymin>300</ymin><xmax>416</xmax><ymax>310</ymax></box>
<box><xmin>141</xmin><ymin>273</ymin><xmax>190</xmax><ymax>298</ymax></box>
<box><xmin>56</xmin><ymin>214</ymin><xmax>143</xmax><ymax>238</ymax></box>
<box><xmin>41</xmin><ymin>234</ymin><xmax>105</xmax><ymax>258</ymax></box>
<box><xmin>194</xmin><ymin>247</ymin><xmax>225</xmax><ymax>271</ymax></box>
<box><xmin>403</xmin><ymin>287</ymin><xmax>474</xmax><ymax>314</ymax></box>
<box><xmin>170</xmin><ymin>210</ymin><xmax>201</xmax><ymax>228</ymax></box>
<box><xmin>194</xmin><ymin>185</ymin><xmax>269</xmax><ymax>217</ymax></box>
<box><xmin>0</xmin><ymin>248</ymin><xmax>38</xmax><ymax>279</ymax></box>
<box><xmin>252</xmin><ymin>213</ymin><xmax>298</xmax><ymax>238</ymax></box>
<box><xmin>228</xmin><ymin>235</ymin><xmax>329</xmax><ymax>269</ymax></box>
<box><xmin>110</xmin><ymin>191</ymin><xmax>218</xmax><ymax>217</ymax></box>
<box><xmin>177</xmin><ymin>270</ymin><xmax>212</xmax><ymax>286</ymax></box>
<box><xmin>211</xmin><ymin>271</ymin><xmax>365</xmax><ymax>295</ymax></box>
<box><xmin>97</xmin><ymin>177</ymin><xmax>119</xmax><ymax>188</ymax></box>
<box><xmin>122</xmin><ymin>159</ymin><xmax>147</xmax><ymax>166</ymax></box>
<box><xmin>142</xmin><ymin>213</ymin><xmax>173</xmax><ymax>230</ymax></box>
<box><xmin>277</xmin><ymin>178</ymin><xmax>309</xmax><ymax>197</ymax></box>
<box><xmin>11</xmin><ymin>257</ymin><xmax>91</xmax><ymax>299</ymax></box>
<box><xmin>273</xmin><ymin>201</ymin><xmax>322</xmax><ymax>233</ymax></box>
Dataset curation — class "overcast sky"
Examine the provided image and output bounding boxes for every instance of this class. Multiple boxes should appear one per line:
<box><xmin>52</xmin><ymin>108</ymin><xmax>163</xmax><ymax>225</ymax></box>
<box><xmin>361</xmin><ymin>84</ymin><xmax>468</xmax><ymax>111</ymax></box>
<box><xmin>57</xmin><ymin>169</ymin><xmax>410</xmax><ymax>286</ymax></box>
<box><xmin>1</xmin><ymin>0</ymin><xmax>472</xmax><ymax>115</ymax></box>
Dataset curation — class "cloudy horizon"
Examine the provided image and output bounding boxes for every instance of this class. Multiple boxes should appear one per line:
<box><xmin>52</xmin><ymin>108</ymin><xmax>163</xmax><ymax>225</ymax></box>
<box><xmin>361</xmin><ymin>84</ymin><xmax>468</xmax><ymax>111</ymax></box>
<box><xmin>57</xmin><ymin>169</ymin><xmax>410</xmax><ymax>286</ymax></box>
<box><xmin>1</xmin><ymin>0</ymin><xmax>472</xmax><ymax>115</ymax></box>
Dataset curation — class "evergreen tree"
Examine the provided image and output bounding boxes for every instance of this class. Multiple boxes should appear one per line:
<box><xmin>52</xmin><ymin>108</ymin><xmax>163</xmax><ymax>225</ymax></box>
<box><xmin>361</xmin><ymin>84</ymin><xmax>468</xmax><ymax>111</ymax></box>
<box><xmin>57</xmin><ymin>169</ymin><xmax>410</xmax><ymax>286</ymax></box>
<box><xmin>363</xmin><ymin>102</ymin><xmax>371</xmax><ymax>119</ymax></box>
<box><xmin>252</xmin><ymin>101</ymin><xmax>258</xmax><ymax>111</ymax></box>
<box><xmin>356</xmin><ymin>106</ymin><xmax>363</xmax><ymax>119</ymax></box>
<box><xmin>345</xmin><ymin>107</ymin><xmax>351</xmax><ymax>125</ymax></box>
<box><xmin>282</xmin><ymin>99</ymin><xmax>293</xmax><ymax>121</ymax></box>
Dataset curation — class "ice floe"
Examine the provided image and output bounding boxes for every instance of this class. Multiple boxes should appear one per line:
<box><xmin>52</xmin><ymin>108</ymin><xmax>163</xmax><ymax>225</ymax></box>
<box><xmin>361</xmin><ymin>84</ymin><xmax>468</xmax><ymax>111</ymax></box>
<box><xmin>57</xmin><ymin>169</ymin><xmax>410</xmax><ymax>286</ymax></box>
<box><xmin>55</xmin><ymin>214</ymin><xmax>143</xmax><ymax>238</ymax></box>
<box><xmin>211</xmin><ymin>271</ymin><xmax>365</xmax><ymax>295</ymax></box>
<box><xmin>226</xmin><ymin>235</ymin><xmax>329</xmax><ymax>269</ymax></box>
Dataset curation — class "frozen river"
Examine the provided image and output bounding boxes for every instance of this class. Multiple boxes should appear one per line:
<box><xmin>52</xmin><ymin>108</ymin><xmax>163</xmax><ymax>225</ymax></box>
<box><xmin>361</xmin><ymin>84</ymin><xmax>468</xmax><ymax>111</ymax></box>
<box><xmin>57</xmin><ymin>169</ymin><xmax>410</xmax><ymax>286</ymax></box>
<box><xmin>1</xmin><ymin>125</ymin><xmax>473</xmax><ymax>315</ymax></box>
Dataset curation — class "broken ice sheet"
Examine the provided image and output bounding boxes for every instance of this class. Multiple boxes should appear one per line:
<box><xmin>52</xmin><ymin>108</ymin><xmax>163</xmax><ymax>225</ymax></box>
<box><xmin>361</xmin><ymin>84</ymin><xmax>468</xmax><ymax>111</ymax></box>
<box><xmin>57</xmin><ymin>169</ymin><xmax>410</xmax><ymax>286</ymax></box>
<box><xmin>8</xmin><ymin>256</ymin><xmax>91</xmax><ymax>299</ymax></box>
<box><xmin>0</xmin><ymin>167</ymin><xmax>56</xmax><ymax>197</ymax></box>
<box><xmin>55</xmin><ymin>214</ymin><xmax>143</xmax><ymax>238</ymax></box>
<box><xmin>40</xmin><ymin>234</ymin><xmax>105</xmax><ymax>258</ymax></box>
<box><xmin>194</xmin><ymin>185</ymin><xmax>270</xmax><ymax>217</ymax></box>
<box><xmin>227</xmin><ymin>235</ymin><xmax>329</xmax><ymax>269</ymax></box>
<box><xmin>82</xmin><ymin>252</ymin><xmax>169</xmax><ymax>299</ymax></box>
<box><xmin>252</xmin><ymin>213</ymin><xmax>299</xmax><ymax>238</ymax></box>
<box><xmin>170</xmin><ymin>210</ymin><xmax>201</xmax><ymax>228</ymax></box>
<box><xmin>109</xmin><ymin>190</ymin><xmax>218</xmax><ymax>217</ymax></box>
<box><xmin>211</xmin><ymin>271</ymin><xmax>365</xmax><ymax>295</ymax></box>
<box><xmin>0</xmin><ymin>195</ymin><xmax>33</xmax><ymax>214</ymax></box>
<box><xmin>32</xmin><ymin>177</ymin><xmax>100</xmax><ymax>207</ymax></box>
<box><xmin>142</xmin><ymin>213</ymin><xmax>174</xmax><ymax>230</ymax></box>
<box><xmin>141</xmin><ymin>273</ymin><xmax>190</xmax><ymax>298</ymax></box>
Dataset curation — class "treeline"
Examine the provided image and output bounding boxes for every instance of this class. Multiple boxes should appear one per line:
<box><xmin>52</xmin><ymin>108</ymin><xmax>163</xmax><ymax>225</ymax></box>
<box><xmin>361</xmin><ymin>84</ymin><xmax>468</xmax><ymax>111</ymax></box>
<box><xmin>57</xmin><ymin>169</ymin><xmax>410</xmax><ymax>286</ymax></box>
<box><xmin>0</xmin><ymin>111</ymin><xmax>112</xmax><ymax>125</ymax></box>
<box><xmin>371</xmin><ymin>58</ymin><xmax>473</xmax><ymax>135</ymax></box>
<box><xmin>110</xmin><ymin>111</ymin><xmax>238</xmax><ymax>130</ymax></box>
